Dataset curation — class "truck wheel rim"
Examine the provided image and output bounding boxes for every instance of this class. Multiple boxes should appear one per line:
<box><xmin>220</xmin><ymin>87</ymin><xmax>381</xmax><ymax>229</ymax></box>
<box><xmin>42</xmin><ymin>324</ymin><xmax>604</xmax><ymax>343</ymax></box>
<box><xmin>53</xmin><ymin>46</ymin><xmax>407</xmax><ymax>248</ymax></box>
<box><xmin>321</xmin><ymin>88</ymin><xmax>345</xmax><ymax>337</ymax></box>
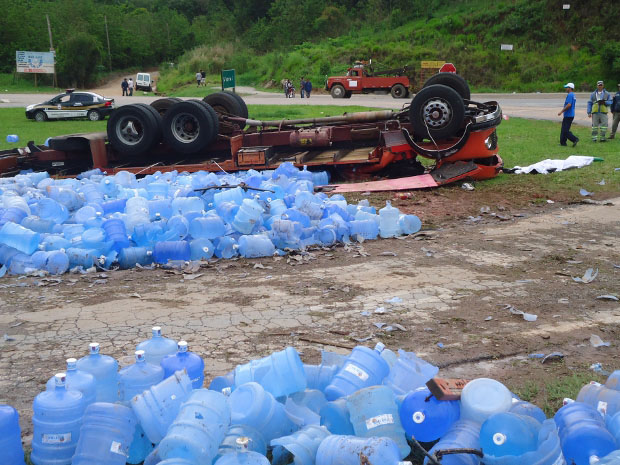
<box><xmin>171</xmin><ymin>112</ymin><xmax>200</xmax><ymax>143</ymax></box>
<box><xmin>422</xmin><ymin>98</ymin><xmax>452</xmax><ymax>128</ymax></box>
<box><xmin>116</xmin><ymin>116</ymin><xmax>144</xmax><ymax>146</ymax></box>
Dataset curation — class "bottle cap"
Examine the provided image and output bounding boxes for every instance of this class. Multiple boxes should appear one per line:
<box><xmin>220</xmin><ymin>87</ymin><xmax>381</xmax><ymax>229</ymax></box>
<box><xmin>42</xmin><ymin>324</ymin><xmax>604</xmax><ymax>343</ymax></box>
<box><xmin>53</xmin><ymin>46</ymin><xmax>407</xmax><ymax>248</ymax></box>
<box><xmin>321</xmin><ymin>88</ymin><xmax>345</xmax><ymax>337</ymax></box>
<box><xmin>55</xmin><ymin>373</ymin><xmax>67</xmax><ymax>387</ymax></box>
<box><xmin>66</xmin><ymin>358</ymin><xmax>77</xmax><ymax>370</ymax></box>
<box><xmin>135</xmin><ymin>350</ymin><xmax>146</xmax><ymax>362</ymax></box>
<box><xmin>221</xmin><ymin>387</ymin><xmax>232</xmax><ymax>396</ymax></box>
<box><xmin>236</xmin><ymin>436</ymin><xmax>250</xmax><ymax>452</ymax></box>
<box><xmin>178</xmin><ymin>340</ymin><xmax>188</xmax><ymax>352</ymax></box>
<box><xmin>152</xmin><ymin>326</ymin><xmax>162</xmax><ymax>337</ymax></box>
<box><xmin>374</xmin><ymin>342</ymin><xmax>385</xmax><ymax>353</ymax></box>
<box><xmin>89</xmin><ymin>342</ymin><xmax>100</xmax><ymax>354</ymax></box>
<box><xmin>413</xmin><ymin>411</ymin><xmax>425</xmax><ymax>424</ymax></box>
<box><xmin>493</xmin><ymin>433</ymin><xmax>506</xmax><ymax>446</ymax></box>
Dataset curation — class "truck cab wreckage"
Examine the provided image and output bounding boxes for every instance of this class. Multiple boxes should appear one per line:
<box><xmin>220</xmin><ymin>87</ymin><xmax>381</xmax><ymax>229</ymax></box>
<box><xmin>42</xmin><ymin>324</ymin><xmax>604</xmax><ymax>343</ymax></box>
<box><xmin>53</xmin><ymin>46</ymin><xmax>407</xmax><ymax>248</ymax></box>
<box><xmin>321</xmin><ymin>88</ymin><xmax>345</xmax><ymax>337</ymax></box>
<box><xmin>1</xmin><ymin>74</ymin><xmax>502</xmax><ymax>191</ymax></box>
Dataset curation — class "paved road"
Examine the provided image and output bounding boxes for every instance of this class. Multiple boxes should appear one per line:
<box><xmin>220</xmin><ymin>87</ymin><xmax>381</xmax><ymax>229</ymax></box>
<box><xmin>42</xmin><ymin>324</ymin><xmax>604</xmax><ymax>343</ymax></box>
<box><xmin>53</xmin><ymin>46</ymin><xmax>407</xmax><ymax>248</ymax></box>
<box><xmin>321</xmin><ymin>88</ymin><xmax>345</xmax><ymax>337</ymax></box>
<box><xmin>0</xmin><ymin>89</ymin><xmax>593</xmax><ymax>126</ymax></box>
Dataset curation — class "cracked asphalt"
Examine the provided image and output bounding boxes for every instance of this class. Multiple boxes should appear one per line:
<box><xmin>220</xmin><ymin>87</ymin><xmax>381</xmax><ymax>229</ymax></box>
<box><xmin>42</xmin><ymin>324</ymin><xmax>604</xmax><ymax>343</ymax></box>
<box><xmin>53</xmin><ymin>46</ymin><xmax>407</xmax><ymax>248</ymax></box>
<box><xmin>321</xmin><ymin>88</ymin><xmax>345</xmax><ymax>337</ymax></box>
<box><xmin>1</xmin><ymin>198</ymin><xmax>619</xmax><ymax>440</ymax></box>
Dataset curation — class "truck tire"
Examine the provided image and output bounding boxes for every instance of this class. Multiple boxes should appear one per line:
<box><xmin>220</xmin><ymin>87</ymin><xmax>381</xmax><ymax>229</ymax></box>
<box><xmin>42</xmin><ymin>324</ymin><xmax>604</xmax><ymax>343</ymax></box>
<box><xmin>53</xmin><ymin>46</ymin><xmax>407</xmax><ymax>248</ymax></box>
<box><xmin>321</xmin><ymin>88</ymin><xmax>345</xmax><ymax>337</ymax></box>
<box><xmin>225</xmin><ymin>91</ymin><xmax>249</xmax><ymax>119</ymax></box>
<box><xmin>409</xmin><ymin>84</ymin><xmax>465</xmax><ymax>140</ymax></box>
<box><xmin>107</xmin><ymin>104</ymin><xmax>160</xmax><ymax>156</ymax></box>
<box><xmin>422</xmin><ymin>73</ymin><xmax>470</xmax><ymax>100</ymax></box>
<box><xmin>203</xmin><ymin>92</ymin><xmax>247</xmax><ymax>118</ymax></box>
<box><xmin>195</xmin><ymin>100</ymin><xmax>221</xmax><ymax>138</ymax></box>
<box><xmin>344</xmin><ymin>91</ymin><xmax>353</xmax><ymax>98</ymax></box>
<box><xmin>390</xmin><ymin>84</ymin><xmax>407</xmax><ymax>99</ymax></box>
<box><xmin>330</xmin><ymin>85</ymin><xmax>346</xmax><ymax>99</ymax></box>
<box><xmin>151</xmin><ymin>98</ymin><xmax>182</xmax><ymax>116</ymax></box>
<box><xmin>162</xmin><ymin>100</ymin><xmax>216</xmax><ymax>154</ymax></box>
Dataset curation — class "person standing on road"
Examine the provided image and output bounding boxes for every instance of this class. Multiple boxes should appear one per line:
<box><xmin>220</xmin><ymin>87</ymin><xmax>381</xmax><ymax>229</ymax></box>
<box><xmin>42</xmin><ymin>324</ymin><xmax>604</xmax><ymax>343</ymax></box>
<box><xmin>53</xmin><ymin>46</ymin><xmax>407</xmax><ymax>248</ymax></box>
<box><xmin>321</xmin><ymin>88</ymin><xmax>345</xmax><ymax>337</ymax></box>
<box><xmin>305</xmin><ymin>79</ymin><xmax>312</xmax><ymax>98</ymax></box>
<box><xmin>128</xmin><ymin>78</ymin><xmax>134</xmax><ymax>96</ymax></box>
<box><xmin>610</xmin><ymin>83</ymin><xmax>620</xmax><ymax>139</ymax></box>
<box><xmin>121</xmin><ymin>78</ymin><xmax>128</xmax><ymax>96</ymax></box>
<box><xmin>196</xmin><ymin>71</ymin><xmax>202</xmax><ymax>87</ymax></box>
<box><xmin>300</xmin><ymin>77</ymin><xmax>306</xmax><ymax>98</ymax></box>
<box><xmin>558</xmin><ymin>82</ymin><xmax>579</xmax><ymax>147</ymax></box>
<box><xmin>587</xmin><ymin>80</ymin><xmax>612</xmax><ymax>142</ymax></box>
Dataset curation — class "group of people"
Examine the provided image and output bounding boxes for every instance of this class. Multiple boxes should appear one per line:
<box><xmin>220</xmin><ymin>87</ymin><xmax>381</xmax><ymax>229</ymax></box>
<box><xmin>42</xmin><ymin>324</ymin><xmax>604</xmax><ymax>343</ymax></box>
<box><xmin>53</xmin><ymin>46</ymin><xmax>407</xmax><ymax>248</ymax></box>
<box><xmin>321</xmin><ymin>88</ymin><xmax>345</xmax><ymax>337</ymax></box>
<box><xmin>196</xmin><ymin>70</ymin><xmax>206</xmax><ymax>87</ymax></box>
<box><xmin>121</xmin><ymin>78</ymin><xmax>134</xmax><ymax>96</ymax></box>
<box><xmin>282</xmin><ymin>77</ymin><xmax>312</xmax><ymax>98</ymax></box>
<box><xmin>559</xmin><ymin>80</ymin><xmax>620</xmax><ymax>145</ymax></box>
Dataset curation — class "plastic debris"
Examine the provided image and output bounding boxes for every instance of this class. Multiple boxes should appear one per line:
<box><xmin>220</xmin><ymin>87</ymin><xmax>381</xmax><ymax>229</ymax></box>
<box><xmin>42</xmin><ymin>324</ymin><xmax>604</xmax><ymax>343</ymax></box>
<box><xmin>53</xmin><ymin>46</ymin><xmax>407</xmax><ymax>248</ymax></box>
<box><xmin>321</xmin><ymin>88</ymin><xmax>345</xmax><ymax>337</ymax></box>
<box><xmin>503</xmin><ymin>304</ymin><xmax>538</xmax><ymax>322</ymax></box>
<box><xmin>579</xmin><ymin>188</ymin><xmax>593</xmax><ymax>196</ymax></box>
<box><xmin>384</xmin><ymin>323</ymin><xmax>407</xmax><ymax>332</ymax></box>
<box><xmin>0</xmin><ymin>265</ymin><xmax>6</xmax><ymax>278</ymax></box>
<box><xmin>467</xmin><ymin>215</ymin><xmax>482</xmax><ymax>223</ymax></box>
<box><xmin>437</xmin><ymin>342</ymin><xmax>445</xmax><ymax>348</ymax></box>
<box><xmin>480</xmin><ymin>206</ymin><xmax>491</xmax><ymax>214</ymax></box>
<box><xmin>590</xmin><ymin>363</ymin><xmax>611</xmax><ymax>376</ymax></box>
<box><xmin>529</xmin><ymin>353</ymin><xmax>545</xmax><ymax>359</ymax></box>
<box><xmin>3</xmin><ymin>333</ymin><xmax>16</xmax><ymax>341</ymax></box>
<box><xmin>385</xmin><ymin>297</ymin><xmax>403</xmax><ymax>304</ymax></box>
<box><xmin>573</xmin><ymin>268</ymin><xmax>599</xmax><ymax>283</ymax></box>
<box><xmin>596</xmin><ymin>295</ymin><xmax>619</xmax><ymax>301</ymax></box>
<box><xmin>373</xmin><ymin>322</ymin><xmax>386</xmax><ymax>329</ymax></box>
<box><xmin>542</xmin><ymin>352</ymin><xmax>564</xmax><ymax>364</ymax></box>
<box><xmin>360</xmin><ymin>311</ymin><xmax>370</xmax><ymax>317</ymax></box>
<box><xmin>374</xmin><ymin>307</ymin><xmax>386</xmax><ymax>314</ymax></box>
<box><xmin>598</xmin><ymin>179</ymin><xmax>606</xmax><ymax>185</ymax></box>
<box><xmin>461</xmin><ymin>183</ymin><xmax>475</xmax><ymax>191</ymax></box>
<box><xmin>590</xmin><ymin>334</ymin><xmax>611</xmax><ymax>348</ymax></box>
<box><xmin>484</xmin><ymin>316</ymin><xmax>493</xmax><ymax>321</ymax></box>
<box><xmin>352</xmin><ymin>335</ymin><xmax>373</xmax><ymax>343</ymax></box>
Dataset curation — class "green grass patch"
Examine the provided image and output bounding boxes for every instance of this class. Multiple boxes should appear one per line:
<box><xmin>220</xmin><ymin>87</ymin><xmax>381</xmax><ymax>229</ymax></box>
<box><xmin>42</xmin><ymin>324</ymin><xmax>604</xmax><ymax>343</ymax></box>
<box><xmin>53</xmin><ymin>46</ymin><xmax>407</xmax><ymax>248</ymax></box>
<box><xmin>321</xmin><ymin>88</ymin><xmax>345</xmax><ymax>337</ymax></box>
<box><xmin>0</xmin><ymin>73</ymin><xmax>61</xmax><ymax>94</ymax></box>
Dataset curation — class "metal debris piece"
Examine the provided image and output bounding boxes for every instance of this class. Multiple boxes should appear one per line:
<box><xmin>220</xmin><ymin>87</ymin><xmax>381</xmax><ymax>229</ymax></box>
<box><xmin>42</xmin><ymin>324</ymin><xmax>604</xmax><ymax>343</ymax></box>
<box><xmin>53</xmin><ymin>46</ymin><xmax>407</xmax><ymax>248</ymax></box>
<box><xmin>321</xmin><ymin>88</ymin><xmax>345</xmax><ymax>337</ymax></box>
<box><xmin>596</xmin><ymin>295</ymin><xmax>619</xmax><ymax>301</ymax></box>
<box><xmin>590</xmin><ymin>334</ymin><xmax>611</xmax><ymax>348</ymax></box>
<box><xmin>9</xmin><ymin>322</ymin><xmax>23</xmax><ymax>327</ymax></box>
<box><xmin>542</xmin><ymin>352</ymin><xmax>564</xmax><ymax>364</ymax></box>
<box><xmin>573</xmin><ymin>268</ymin><xmax>599</xmax><ymax>284</ymax></box>
<box><xmin>558</xmin><ymin>298</ymin><xmax>569</xmax><ymax>304</ymax></box>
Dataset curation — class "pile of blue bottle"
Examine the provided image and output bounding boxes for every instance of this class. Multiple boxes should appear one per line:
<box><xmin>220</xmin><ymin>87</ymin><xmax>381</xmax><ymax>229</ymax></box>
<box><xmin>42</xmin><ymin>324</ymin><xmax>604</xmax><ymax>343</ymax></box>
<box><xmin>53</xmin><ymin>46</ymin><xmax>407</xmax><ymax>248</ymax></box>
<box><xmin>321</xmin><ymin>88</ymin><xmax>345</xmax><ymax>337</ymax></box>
<box><xmin>4</xmin><ymin>328</ymin><xmax>620</xmax><ymax>465</ymax></box>
<box><xmin>0</xmin><ymin>163</ymin><xmax>423</xmax><ymax>276</ymax></box>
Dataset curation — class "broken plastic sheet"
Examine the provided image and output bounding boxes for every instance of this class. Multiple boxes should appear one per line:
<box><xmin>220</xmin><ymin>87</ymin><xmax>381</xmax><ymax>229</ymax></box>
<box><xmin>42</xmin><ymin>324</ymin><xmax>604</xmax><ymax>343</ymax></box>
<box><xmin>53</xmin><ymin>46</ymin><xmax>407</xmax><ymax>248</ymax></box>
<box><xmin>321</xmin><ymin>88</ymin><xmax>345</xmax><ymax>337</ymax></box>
<box><xmin>511</xmin><ymin>156</ymin><xmax>595</xmax><ymax>174</ymax></box>
<box><xmin>503</xmin><ymin>304</ymin><xmax>537</xmax><ymax>322</ymax></box>
<box><xmin>573</xmin><ymin>268</ymin><xmax>599</xmax><ymax>284</ymax></box>
<box><xmin>590</xmin><ymin>334</ymin><xmax>611</xmax><ymax>348</ymax></box>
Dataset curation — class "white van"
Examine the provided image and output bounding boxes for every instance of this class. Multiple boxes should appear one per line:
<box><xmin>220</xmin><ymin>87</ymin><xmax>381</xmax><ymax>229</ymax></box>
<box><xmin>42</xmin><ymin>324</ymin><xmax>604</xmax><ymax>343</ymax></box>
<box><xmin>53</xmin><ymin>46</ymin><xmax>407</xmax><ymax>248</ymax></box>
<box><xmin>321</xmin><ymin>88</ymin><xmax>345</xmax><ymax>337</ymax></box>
<box><xmin>135</xmin><ymin>73</ymin><xmax>152</xmax><ymax>92</ymax></box>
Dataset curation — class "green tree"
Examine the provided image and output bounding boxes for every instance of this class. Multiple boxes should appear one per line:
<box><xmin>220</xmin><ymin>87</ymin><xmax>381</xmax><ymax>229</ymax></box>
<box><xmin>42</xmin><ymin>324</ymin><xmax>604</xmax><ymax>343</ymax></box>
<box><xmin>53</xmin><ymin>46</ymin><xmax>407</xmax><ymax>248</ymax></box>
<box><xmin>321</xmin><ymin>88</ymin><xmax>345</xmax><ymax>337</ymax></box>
<box><xmin>57</xmin><ymin>32</ymin><xmax>101</xmax><ymax>87</ymax></box>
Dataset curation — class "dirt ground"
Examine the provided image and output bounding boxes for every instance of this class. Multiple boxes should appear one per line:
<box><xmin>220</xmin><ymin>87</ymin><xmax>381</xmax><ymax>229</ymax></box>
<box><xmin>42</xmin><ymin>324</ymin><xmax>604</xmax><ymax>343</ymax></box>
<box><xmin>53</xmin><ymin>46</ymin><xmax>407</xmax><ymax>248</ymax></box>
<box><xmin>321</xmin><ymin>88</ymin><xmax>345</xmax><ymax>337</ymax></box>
<box><xmin>1</xmin><ymin>189</ymin><xmax>619</xmax><ymax>445</ymax></box>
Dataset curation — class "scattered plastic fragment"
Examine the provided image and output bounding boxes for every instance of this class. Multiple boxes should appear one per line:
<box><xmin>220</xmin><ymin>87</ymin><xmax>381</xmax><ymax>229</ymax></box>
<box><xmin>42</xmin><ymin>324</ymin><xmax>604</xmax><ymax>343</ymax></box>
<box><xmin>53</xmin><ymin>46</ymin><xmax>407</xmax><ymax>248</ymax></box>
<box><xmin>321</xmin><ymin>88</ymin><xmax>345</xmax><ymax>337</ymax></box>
<box><xmin>0</xmin><ymin>265</ymin><xmax>6</xmax><ymax>278</ymax></box>
<box><xmin>484</xmin><ymin>316</ymin><xmax>493</xmax><ymax>321</ymax></box>
<box><xmin>542</xmin><ymin>352</ymin><xmax>564</xmax><ymax>364</ymax></box>
<box><xmin>130</xmin><ymin>293</ymin><xmax>142</xmax><ymax>299</ymax></box>
<box><xmin>437</xmin><ymin>342</ymin><xmax>444</xmax><ymax>348</ymax></box>
<box><xmin>385</xmin><ymin>297</ymin><xmax>403</xmax><ymax>304</ymax></box>
<box><xmin>378</xmin><ymin>251</ymin><xmax>397</xmax><ymax>256</ymax></box>
<box><xmin>503</xmin><ymin>304</ymin><xmax>538</xmax><ymax>322</ymax></box>
<box><xmin>480</xmin><ymin>206</ymin><xmax>491</xmax><ymax>214</ymax></box>
<box><xmin>590</xmin><ymin>334</ymin><xmax>611</xmax><ymax>348</ymax></box>
<box><xmin>3</xmin><ymin>334</ymin><xmax>15</xmax><ymax>341</ymax></box>
<box><xmin>590</xmin><ymin>363</ymin><xmax>611</xmax><ymax>376</ymax></box>
<box><xmin>598</xmin><ymin>179</ymin><xmax>606</xmax><ymax>185</ymax></box>
<box><xmin>467</xmin><ymin>216</ymin><xmax>482</xmax><ymax>223</ymax></box>
<box><xmin>558</xmin><ymin>298</ymin><xmax>569</xmax><ymax>304</ymax></box>
<box><xmin>528</xmin><ymin>353</ymin><xmax>545</xmax><ymax>359</ymax></box>
<box><xmin>461</xmin><ymin>183</ymin><xmax>474</xmax><ymax>191</ymax></box>
<box><xmin>579</xmin><ymin>188</ymin><xmax>593</xmax><ymax>196</ymax></box>
<box><xmin>352</xmin><ymin>335</ymin><xmax>373</xmax><ymax>343</ymax></box>
<box><xmin>360</xmin><ymin>311</ymin><xmax>370</xmax><ymax>317</ymax></box>
<box><xmin>374</xmin><ymin>307</ymin><xmax>386</xmax><ymax>314</ymax></box>
<box><xmin>373</xmin><ymin>322</ymin><xmax>386</xmax><ymax>329</ymax></box>
<box><xmin>385</xmin><ymin>324</ymin><xmax>407</xmax><ymax>332</ymax></box>
<box><xmin>566</xmin><ymin>260</ymin><xmax>582</xmax><ymax>264</ymax></box>
<box><xmin>573</xmin><ymin>268</ymin><xmax>599</xmax><ymax>283</ymax></box>
<box><xmin>596</xmin><ymin>295</ymin><xmax>619</xmax><ymax>301</ymax></box>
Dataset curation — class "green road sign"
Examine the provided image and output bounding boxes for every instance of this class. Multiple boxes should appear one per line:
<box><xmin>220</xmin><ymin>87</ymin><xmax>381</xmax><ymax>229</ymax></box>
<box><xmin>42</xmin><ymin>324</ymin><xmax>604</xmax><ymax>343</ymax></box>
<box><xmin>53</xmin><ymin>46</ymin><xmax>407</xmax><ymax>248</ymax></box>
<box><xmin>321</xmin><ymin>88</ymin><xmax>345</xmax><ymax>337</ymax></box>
<box><xmin>221</xmin><ymin>69</ymin><xmax>236</xmax><ymax>90</ymax></box>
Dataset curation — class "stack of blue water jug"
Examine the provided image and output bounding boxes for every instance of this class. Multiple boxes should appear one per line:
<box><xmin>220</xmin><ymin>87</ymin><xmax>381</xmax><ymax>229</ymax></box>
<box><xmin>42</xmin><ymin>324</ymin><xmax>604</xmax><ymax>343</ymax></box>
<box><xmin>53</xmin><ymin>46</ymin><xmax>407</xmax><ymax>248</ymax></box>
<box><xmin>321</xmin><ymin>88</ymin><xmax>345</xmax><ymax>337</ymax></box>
<box><xmin>0</xmin><ymin>163</ymin><xmax>423</xmax><ymax>276</ymax></box>
<box><xmin>5</xmin><ymin>326</ymin><xmax>620</xmax><ymax>465</ymax></box>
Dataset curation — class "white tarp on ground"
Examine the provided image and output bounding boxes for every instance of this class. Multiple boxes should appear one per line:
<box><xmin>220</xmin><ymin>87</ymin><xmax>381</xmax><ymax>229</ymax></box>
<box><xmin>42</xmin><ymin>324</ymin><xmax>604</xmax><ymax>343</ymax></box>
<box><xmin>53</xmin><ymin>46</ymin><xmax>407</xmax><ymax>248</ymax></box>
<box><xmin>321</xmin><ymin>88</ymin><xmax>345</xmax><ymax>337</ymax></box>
<box><xmin>512</xmin><ymin>155</ymin><xmax>595</xmax><ymax>174</ymax></box>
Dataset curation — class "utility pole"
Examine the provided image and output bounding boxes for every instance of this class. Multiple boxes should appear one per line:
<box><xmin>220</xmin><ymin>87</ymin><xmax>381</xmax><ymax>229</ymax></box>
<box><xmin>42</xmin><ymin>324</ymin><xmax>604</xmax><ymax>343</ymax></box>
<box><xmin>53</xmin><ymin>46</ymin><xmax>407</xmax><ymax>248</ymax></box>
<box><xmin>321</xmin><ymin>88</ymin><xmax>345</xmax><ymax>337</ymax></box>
<box><xmin>46</xmin><ymin>14</ymin><xmax>57</xmax><ymax>88</ymax></box>
<box><xmin>105</xmin><ymin>15</ymin><xmax>112</xmax><ymax>71</ymax></box>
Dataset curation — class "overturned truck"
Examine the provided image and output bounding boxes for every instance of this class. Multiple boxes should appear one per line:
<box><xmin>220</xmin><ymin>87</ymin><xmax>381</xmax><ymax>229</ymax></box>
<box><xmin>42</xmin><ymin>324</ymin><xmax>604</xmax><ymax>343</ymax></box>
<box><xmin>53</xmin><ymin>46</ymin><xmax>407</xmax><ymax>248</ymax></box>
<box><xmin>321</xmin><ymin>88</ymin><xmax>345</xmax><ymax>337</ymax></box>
<box><xmin>0</xmin><ymin>74</ymin><xmax>502</xmax><ymax>189</ymax></box>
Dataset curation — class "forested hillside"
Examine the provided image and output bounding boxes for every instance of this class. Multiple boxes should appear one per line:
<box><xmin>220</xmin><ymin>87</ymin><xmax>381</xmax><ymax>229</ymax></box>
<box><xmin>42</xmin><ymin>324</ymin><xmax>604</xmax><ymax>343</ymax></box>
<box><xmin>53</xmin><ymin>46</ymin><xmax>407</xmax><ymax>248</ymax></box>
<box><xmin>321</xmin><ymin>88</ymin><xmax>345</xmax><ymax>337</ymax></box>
<box><xmin>1</xmin><ymin>0</ymin><xmax>619</xmax><ymax>91</ymax></box>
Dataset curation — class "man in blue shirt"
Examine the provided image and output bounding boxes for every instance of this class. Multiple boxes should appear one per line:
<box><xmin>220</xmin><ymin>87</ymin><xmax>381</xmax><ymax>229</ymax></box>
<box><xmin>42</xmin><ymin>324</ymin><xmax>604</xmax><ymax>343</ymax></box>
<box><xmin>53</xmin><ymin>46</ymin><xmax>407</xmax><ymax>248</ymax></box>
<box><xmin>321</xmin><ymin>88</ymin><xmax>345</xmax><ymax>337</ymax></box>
<box><xmin>558</xmin><ymin>82</ymin><xmax>579</xmax><ymax>147</ymax></box>
<box><xmin>610</xmin><ymin>83</ymin><xmax>620</xmax><ymax>139</ymax></box>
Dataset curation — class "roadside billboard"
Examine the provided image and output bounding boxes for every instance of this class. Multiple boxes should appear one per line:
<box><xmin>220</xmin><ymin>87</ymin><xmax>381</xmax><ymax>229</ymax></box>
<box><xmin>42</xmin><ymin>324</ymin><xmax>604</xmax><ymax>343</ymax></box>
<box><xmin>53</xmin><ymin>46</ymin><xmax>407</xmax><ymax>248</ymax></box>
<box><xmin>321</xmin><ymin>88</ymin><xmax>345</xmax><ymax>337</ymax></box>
<box><xmin>16</xmin><ymin>51</ymin><xmax>55</xmax><ymax>74</ymax></box>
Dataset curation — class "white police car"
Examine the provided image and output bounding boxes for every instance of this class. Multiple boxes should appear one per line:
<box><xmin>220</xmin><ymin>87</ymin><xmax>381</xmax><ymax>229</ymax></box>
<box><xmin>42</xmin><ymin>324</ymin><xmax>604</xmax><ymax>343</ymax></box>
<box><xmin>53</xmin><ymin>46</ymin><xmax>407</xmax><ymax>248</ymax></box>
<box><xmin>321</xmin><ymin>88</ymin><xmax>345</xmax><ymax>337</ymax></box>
<box><xmin>26</xmin><ymin>89</ymin><xmax>115</xmax><ymax>122</ymax></box>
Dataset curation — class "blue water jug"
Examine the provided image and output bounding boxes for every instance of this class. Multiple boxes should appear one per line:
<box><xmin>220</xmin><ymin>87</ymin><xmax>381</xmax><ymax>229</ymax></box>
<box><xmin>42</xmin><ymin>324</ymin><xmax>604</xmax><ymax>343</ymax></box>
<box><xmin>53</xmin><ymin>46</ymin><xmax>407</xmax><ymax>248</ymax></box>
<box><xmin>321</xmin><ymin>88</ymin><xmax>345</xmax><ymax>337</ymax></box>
<box><xmin>591</xmin><ymin>451</ymin><xmax>620</xmax><ymax>465</ymax></box>
<box><xmin>30</xmin><ymin>373</ymin><xmax>85</xmax><ymax>465</ymax></box>
<box><xmin>21</xmin><ymin>216</ymin><xmax>55</xmax><ymax>233</ymax></box>
<box><xmin>425</xmin><ymin>420</ymin><xmax>482</xmax><ymax>465</ymax></box>
<box><xmin>131</xmin><ymin>370</ymin><xmax>193</xmax><ymax>444</ymax></box>
<box><xmin>80</xmin><ymin>227</ymin><xmax>108</xmax><ymax>251</ymax></box>
<box><xmin>379</xmin><ymin>201</ymin><xmax>401</xmax><ymax>238</ymax></box>
<box><xmin>480</xmin><ymin>412</ymin><xmax>541</xmax><ymax>457</ymax></box>
<box><xmin>348</xmin><ymin>219</ymin><xmax>379</xmax><ymax>240</ymax></box>
<box><xmin>237</xmin><ymin>234</ymin><xmax>275</xmax><ymax>258</ymax></box>
<box><xmin>158</xmin><ymin>389</ymin><xmax>231</xmax><ymax>464</ymax></box>
<box><xmin>214</xmin><ymin>236</ymin><xmax>238</xmax><ymax>258</ymax></box>
<box><xmin>46</xmin><ymin>185</ymin><xmax>83</xmax><ymax>211</ymax></box>
<box><xmin>161</xmin><ymin>341</ymin><xmax>205</xmax><ymax>388</ymax></box>
<box><xmin>324</xmin><ymin>343</ymin><xmax>390</xmax><ymax>401</ymax></box>
<box><xmin>214</xmin><ymin>437</ymin><xmax>270</xmax><ymax>465</ymax></box>
<box><xmin>102</xmin><ymin>198</ymin><xmax>127</xmax><ymax>215</ymax></box>
<box><xmin>210</xmin><ymin>371</ymin><xmax>235</xmax><ymax>392</ymax></box>
<box><xmin>577</xmin><ymin>381</ymin><xmax>620</xmax><ymax>417</ymax></box>
<box><xmin>320</xmin><ymin>398</ymin><xmax>355</xmax><ymax>435</ymax></box>
<box><xmin>228</xmin><ymin>382</ymin><xmax>297</xmax><ymax>443</ymax></box>
<box><xmin>400</xmin><ymin>387</ymin><xmax>460</xmax><ymax>442</ymax></box>
<box><xmin>316</xmin><ymin>435</ymin><xmax>413</xmax><ymax>465</ymax></box>
<box><xmin>271</xmin><ymin>425</ymin><xmax>331</xmax><ymax>465</ymax></box>
<box><xmin>102</xmin><ymin>218</ymin><xmax>131</xmax><ymax>252</ymax></box>
<box><xmin>0</xmin><ymin>206</ymin><xmax>28</xmax><ymax>227</ymax></box>
<box><xmin>312</xmin><ymin>171</ymin><xmax>330</xmax><ymax>186</ymax></box>
<box><xmin>234</xmin><ymin>346</ymin><xmax>306</xmax><ymax>398</ymax></box>
<box><xmin>347</xmin><ymin>385</ymin><xmax>411</xmax><ymax>459</ymax></box>
<box><xmin>77</xmin><ymin>168</ymin><xmax>103</xmax><ymax>180</ymax></box>
<box><xmin>163</xmin><ymin>215</ymin><xmax>190</xmax><ymax>240</ymax></box>
<box><xmin>399</xmin><ymin>214</ymin><xmax>422</xmax><ymax>234</ymax></box>
<box><xmin>6</xmin><ymin>134</ymin><xmax>19</xmax><ymax>143</ymax></box>
<box><xmin>153</xmin><ymin>241</ymin><xmax>191</xmax><ymax>264</ymax></box>
<box><xmin>215</xmin><ymin>425</ymin><xmax>267</xmax><ymax>461</ymax></box>
<box><xmin>304</xmin><ymin>363</ymin><xmax>338</xmax><ymax>392</ymax></box>
<box><xmin>71</xmin><ymin>402</ymin><xmax>137</xmax><ymax>465</ymax></box>
<box><xmin>46</xmin><ymin>358</ymin><xmax>96</xmax><ymax>407</ymax></box>
<box><xmin>148</xmin><ymin>199</ymin><xmax>173</xmax><ymax>220</ymax></box>
<box><xmin>216</xmin><ymin>201</ymin><xmax>240</xmax><ymax>224</ymax></box>
<box><xmin>606</xmin><ymin>371</ymin><xmax>620</xmax><ymax>390</ymax></box>
<box><xmin>8</xmin><ymin>253</ymin><xmax>36</xmax><ymax>274</ymax></box>
<box><xmin>383</xmin><ymin>349</ymin><xmax>439</xmax><ymax>396</ymax></box>
<box><xmin>0</xmin><ymin>221</ymin><xmax>40</xmax><ymax>254</ymax></box>
<box><xmin>554</xmin><ymin>401</ymin><xmax>617</xmax><ymax>465</ymax></box>
<box><xmin>37</xmin><ymin>198</ymin><xmax>69</xmax><ymax>224</ymax></box>
<box><xmin>190</xmin><ymin>238</ymin><xmax>214</xmax><ymax>260</ymax></box>
<box><xmin>74</xmin><ymin>205</ymin><xmax>98</xmax><ymax>223</ymax></box>
<box><xmin>232</xmin><ymin>199</ymin><xmax>264</xmax><ymax>234</ymax></box>
<box><xmin>119</xmin><ymin>247</ymin><xmax>153</xmax><ymax>269</ymax></box>
<box><xmin>75</xmin><ymin>342</ymin><xmax>119</xmax><ymax>403</ymax></box>
<box><xmin>608</xmin><ymin>410</ymin><xmax>620</xmax><ymax>444</ymax></box>
<box><xmin>137</xmin><ymin>327</ymin><xmax>178</xmax><ymax>365</ymax></box>
<box><xmin>0</xmin><ymin>405</ymin><xmax>26</xmax><ymax>465</ymax></box>
<box><xmin>171</xmin><ymin>196</ymin><xmax>204</xmax><ymax>216</ymax></box>
<box><xmin>509</xmin><ymin>400</ymin><xmax>547</xmax><ymax>423</ymax></box>
<box><xmin>190</xmin><ymin>216</ymin><xmax>226</xmax><ymax>239</ymax></box>
<box><xmin>460</xmin><ymin>378</ymin><xmax>513</xmax><ymax>424</ymax></box>
<box><xmin>0</xmin><ymin>243</ymin><xmax>20</xmax><ymax>267</ymax></box>
<box><xmin>66</xmin><ymin>247</ymin><xmax>99</xmax><ymax>269</ymax></box>
<box><xmin>119</xmin><ymin>350</ymin><xmax>165</xmax><ymax>401</ymax></box>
